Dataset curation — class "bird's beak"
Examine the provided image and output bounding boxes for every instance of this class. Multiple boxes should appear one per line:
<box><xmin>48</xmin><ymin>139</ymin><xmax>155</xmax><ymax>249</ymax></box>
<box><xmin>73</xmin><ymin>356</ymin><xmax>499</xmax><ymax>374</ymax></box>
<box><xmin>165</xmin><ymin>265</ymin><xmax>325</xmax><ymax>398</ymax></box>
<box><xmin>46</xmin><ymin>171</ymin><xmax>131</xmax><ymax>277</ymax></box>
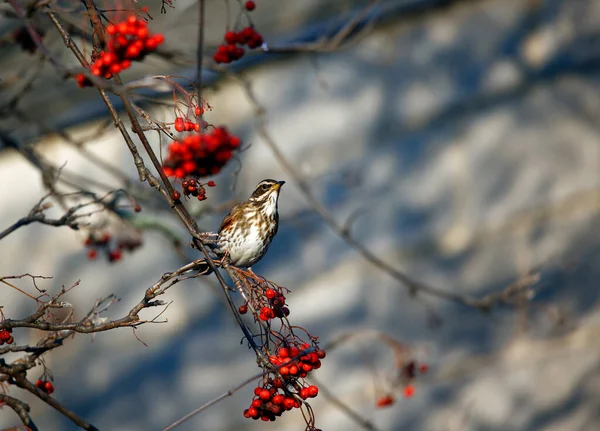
<box><xmin>274</xmin><ymin>181</ymin><xmax>285</xmax><ymax>189</ymax></box>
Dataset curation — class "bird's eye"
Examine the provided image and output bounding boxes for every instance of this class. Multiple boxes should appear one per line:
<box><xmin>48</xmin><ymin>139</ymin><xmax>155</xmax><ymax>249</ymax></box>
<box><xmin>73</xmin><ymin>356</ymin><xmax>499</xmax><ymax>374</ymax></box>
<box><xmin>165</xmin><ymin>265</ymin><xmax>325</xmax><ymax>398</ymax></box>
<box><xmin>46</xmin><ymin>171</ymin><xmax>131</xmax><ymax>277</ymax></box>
<box><xmin>261</xmin><ymin>184</ymin><xmax>270</xmax><ymax>191</ymax></box>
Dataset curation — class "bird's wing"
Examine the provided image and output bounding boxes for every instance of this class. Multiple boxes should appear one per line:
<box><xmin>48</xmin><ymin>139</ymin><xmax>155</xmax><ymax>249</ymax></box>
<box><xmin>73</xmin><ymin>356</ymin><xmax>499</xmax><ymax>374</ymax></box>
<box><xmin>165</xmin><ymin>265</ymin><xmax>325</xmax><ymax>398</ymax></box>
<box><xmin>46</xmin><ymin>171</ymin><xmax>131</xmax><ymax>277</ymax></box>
<box><xmin>218</xmin><ymin>203</ymin><xmax>243</xmax><ymax>233</ymax></box>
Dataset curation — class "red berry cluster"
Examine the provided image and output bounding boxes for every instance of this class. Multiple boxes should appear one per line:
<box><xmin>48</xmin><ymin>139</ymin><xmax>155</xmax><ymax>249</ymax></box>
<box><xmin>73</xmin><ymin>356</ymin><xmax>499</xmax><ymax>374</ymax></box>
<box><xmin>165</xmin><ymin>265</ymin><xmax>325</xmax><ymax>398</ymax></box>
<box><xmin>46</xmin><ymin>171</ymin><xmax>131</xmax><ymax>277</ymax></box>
<box><xmin>174</xmin><ymin>105</ymin><xmax>210</xmax><ymax>133</ymax></box>
<box><xmin>213</xmin><ymin>27</ymin><xmax>263</xmax><ymax>64</ymax></box>
<box><xmin>243</xmin><ymin>344</ymin><xmax>325</xmax><ymax>422</ymax></box>
<box><xmin>35</xmin><ymin>379</ymin><xmax>55</xmax><ymax>395</ymax></box>
<box><xmin>258</xmin><ymin>288</ymin><xmax>289</xmax><ymax>321</ymax></box>
<box><xmin>162</xmin><ymin>127</ymin><xmax>241</xmax><ymax>178</ymax></box>
<box><xmin>269</xmin><ymin>344</ymin><xmax>325</xmax><ymax>378</ymax></box>
<box><xmin>76</xmin><ymin>15</ymin><xmax>164</xmax><ymax>87</ymax></box>
<box><xmin>0</xmin><ymin>328</ymin><xmax>13</xmax><ymax>345</ymax></box>
<box><xmin>399</xmin><ymin>360</ymin><xmax>428</xmax><ymax>399</ymax></box>
<box><xmin>174</xmin><ymin>118</ymin><xmax>209</xmax><ymax>133</ymax></box>
<box><xmin>84</xmin><ymin>232</ymin><xmax>142</xmax><ymax>263</ymax></box>
<box><xmin>179</xmin><ymin>178</ymin><xmax>215</xmax><ymax>201</ymax></box>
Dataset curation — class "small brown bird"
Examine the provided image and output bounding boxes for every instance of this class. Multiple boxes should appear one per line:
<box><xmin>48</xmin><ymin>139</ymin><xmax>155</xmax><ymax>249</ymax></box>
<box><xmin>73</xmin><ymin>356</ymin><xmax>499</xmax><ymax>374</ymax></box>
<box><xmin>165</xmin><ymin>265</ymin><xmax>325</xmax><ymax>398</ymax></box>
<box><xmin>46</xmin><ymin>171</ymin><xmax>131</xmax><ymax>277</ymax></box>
<box><xmin>200</xmin><ymin>179</ymin><xmax>285</xmax><ymax>271</ymax></box>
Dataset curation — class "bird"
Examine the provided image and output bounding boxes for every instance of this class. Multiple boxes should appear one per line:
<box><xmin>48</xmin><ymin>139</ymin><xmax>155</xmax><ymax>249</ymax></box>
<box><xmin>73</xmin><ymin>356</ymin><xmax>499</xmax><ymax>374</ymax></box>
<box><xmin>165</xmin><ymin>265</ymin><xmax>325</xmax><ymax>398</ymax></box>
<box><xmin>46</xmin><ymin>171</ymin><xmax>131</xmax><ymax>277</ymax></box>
<box><xmin>197</xmin><ymin>179</ymin><xmax>285</xmax><ymax>272</ymax></box>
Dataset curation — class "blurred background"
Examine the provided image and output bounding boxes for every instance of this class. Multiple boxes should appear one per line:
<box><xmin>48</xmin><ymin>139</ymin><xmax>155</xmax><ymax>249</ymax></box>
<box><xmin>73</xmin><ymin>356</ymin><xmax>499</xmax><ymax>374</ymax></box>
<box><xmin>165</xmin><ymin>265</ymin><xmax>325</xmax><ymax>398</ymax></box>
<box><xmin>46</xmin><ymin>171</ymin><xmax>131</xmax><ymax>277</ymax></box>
<box><xmin>2</xmin><ymin>0</ymin><xmax>600</xmax><ymax>430</ymax></box>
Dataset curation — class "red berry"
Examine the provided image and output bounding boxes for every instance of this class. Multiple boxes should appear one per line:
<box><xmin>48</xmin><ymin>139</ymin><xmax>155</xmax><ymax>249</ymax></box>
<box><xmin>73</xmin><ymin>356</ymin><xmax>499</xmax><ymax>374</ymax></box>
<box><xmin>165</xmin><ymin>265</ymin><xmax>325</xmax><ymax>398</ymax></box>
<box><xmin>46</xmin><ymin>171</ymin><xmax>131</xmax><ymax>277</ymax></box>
<box><xmin>126</xmin><ymin>45</ymin><xmax>141</xmax><ymax>59</ymax></box>
<box><xmin>213</xmin><ymin>51</ymin><xmax>228</xmax><ymax>64</ymax></box>
<box><xmin>174</xmin><ymin>117</ymin><xmax>185</xmax><ymax>132</ymax></box>
<box><xmin>224</xmin><ymin>31</ymin><xmax>238</xmax><ymax>44</ymax></box>
<box><xmin>137</xmin><ymin>27</ymin><xmax>149</xmax><ymax>39</ymax></box>
<box><xmin>171</xmin><ymin>190</ymin><xmax>181</xmax><ymax>200</ymax></box>
<box><xmin>253</xmin><ymin>387</ymin><xmax>262</xmax><ymax>396</ymax></box>
<box><xmin>87</xmin><ymin>249</ymin><xmax>98</xmax><ymax>260</ymax></box>
<box><xmin>245</xmin><ymin>1</ymin><xmax>256</xmax><ymax>11</ymax></box>
<box><xmin>238</xmin><ymin>304</ymin><xmax>248</xmax><ymax>314</ymax></box>
<box><xmin>238</xmin><ymin>27</ymin><xmax>254</xmax><ymax>43</ymax></box>
<box><xmin>108</xmin><ymin>249</ymin><xmax>122</xmax><ymax>262</ymax></box>
<box><xmin>278</xmin><ymin>347</ymin><xmax>289</xmax><ymax>358</ymax></box>
<box><xmin>251</xmin><ymin>399</ymin><xmax>262</xmax><ymax>408</ymax></box>
<box><xmin>265</xmin><ymin>289</ymin><xmax>276</xmax><ymax>299</ymax></box>
<box><xmin>109</xmin><ymin>63</ymin><xmax>122</xmax><ymax>74</ymax></box>
<box><xmin>207</xmin><ymin>180</ymin><xmax>216</xmax><ymax>187</ymax></box>
<box><xmin>283</xmin><ymin>397</ymin><xmax>295</xmax><ymax>410</ymax></box>
<box><xmin>102</xmin><ymin>52</ymin><xmax>116</xmax><ymax>66</ymax></box>
<box><xmin>307</xmin><ymin>385</ymin><xmax>319</xmax><ymax>398</ymax></box>
<box><xmin>272</xmin><ymin>394</ymin><xmax>284</xmax><ymax>405</ymax></box>
<box><xmin>247</xmin><ymin>34</ymin><xmax>263</xmax><ymax>49</ymax></box>
<box><xmin>376</xmin><ymin>394</ymin><xmax>395</xmax><ymax>408</ymax></box>
<box><xmin>259</xmin><ymin>307</ymin><xmax>272</xmax><ymax>320</ymax></box>
<box><xmin>259</xmin><ymin>389</ymin><xmax>271</xmax><ymax>401</ymax></box>
<box><xmin>403</xmin><ymin>385</ymin><xmax>415</xmax><ymax>398</ymax></box>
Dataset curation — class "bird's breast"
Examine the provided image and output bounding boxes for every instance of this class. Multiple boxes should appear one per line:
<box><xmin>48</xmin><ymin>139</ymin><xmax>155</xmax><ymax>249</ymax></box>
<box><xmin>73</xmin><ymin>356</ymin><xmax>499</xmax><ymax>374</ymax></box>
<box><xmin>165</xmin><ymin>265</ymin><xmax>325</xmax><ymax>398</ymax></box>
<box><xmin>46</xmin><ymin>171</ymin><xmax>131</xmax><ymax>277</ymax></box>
<box><xmin>218</xmin><ymin>216</ymin><xmax>276</xmax><ymax>267</ymax></box>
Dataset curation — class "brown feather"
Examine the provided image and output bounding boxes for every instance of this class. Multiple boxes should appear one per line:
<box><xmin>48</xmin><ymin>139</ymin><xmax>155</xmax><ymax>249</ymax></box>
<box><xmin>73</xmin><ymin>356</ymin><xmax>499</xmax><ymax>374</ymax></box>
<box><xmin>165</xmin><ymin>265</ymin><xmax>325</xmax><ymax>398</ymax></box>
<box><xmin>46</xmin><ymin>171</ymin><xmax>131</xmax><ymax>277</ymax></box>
<box><xmin>218</xmin><ymin>204</ymin><xmax>243</xmax><ymax>233</ymax></box>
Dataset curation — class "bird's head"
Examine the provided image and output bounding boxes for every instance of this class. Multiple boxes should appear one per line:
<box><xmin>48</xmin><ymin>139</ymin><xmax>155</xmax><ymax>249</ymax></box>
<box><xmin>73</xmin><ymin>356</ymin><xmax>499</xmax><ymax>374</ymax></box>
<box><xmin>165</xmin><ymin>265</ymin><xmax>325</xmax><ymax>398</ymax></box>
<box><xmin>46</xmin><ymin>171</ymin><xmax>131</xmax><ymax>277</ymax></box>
<box><xmin>249</xmin><ymin>179</ymin><xmax>285</xmax><ymax>216</ymax></box>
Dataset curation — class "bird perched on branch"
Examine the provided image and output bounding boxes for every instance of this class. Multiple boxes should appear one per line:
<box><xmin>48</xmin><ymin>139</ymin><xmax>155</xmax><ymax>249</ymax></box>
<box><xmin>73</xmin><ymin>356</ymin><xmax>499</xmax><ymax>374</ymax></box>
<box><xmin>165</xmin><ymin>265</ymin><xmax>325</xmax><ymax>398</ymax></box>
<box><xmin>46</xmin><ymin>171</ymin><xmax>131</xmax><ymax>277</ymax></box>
<box><xmin>196</xmin><ymin>179</ymin><xmax>285</xmax><ymax>273</ymax></box>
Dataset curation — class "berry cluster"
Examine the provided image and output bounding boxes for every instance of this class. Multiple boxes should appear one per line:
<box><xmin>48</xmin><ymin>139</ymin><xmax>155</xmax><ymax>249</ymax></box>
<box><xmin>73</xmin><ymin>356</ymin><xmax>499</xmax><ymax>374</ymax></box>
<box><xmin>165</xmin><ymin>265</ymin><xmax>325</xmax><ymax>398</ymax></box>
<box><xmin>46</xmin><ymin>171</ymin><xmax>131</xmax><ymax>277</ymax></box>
<box><xmin>375</xmin><ymin>359</ymin><xmax>429</xmax><ymax>407</ymax></box>
<box><xmin>0</xmin><ymin>328</ymin><xmax>13</xmax><ymax>345</ymax></box>
<box><xmin>243</xmin><ymin>344</ymin><xmax>325</xmax><ymax>422</ymax></box>
<box><xmin>174</xmin><ymin>116</ymin><xmax>208</xmax><ymax>134</ymax></box>
<box><xmin>162</xmin><ymin>127</ymin><xmax>241</xmax><ymax>178</ymax></box>
<box><xmin>35</xmin><ymin>379</ymin><xmax>55</xmax><ymax>395</ymax></box>
<box><xmin>213</xmin><ymin>27</ymin><xmax>263</xmax><ymax>64</ymax></box>
<box><xmin>76</xmin><ymin>15</ymin><xmax>164</xmax><ymax>87</ymax></box>
<box><xmin>401</xmin><ymin>360</ymin><xmax>428</xmax><ymax>398</ymax></box>
<box><xmin>173</xmin><ymin>104</ymin><xmax>210</xmax><ymax>133</ymax></box>
<box><xmin>269</xmin><ymin>344</ymin><xmax>325</xmax><ymax>378</ymax></box>
<box><xmin>258</xmin><ymin>288</ymin><xmax>289</xmax><ymax>321</ymax></box>
<box><xmin>178</xmin><ymin>178</ymin><xmax>216</xmax><ymax>201</ymax></box>
<box><xmin>84</xmin><ymin>232</ymin><xmax>142</xmax><ymax>263</ymax></box>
